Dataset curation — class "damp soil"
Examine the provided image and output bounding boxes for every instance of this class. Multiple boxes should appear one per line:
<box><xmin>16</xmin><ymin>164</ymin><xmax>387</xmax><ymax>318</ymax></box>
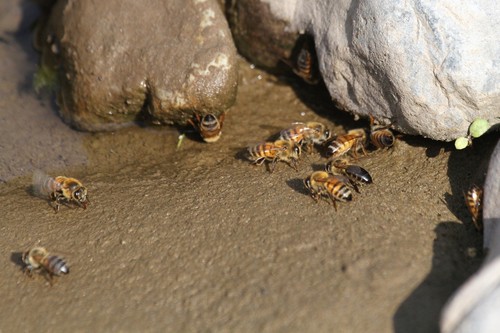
<box><xmin>0</xmin><ymin>2</ymin><xmax>495</xmax><ymax>332</ymax></box>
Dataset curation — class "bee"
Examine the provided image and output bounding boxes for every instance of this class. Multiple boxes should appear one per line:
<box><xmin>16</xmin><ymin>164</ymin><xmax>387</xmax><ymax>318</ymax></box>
<box><xmin>465</xmin><ymin>184</ymin><xmax>483</xmax><ymax>231</ymax></box>
<box><xmin>304</xmin><ymin>171</ymin><xmax>353</xmax><ymax>211</ymax></box>
<box><xmin>247</xmin><ymin>139</ymin><xmax>301</xmax><ymax>172</ymax></box>
<box><xmin>279</xmin><ymin>121</ymin><xmax>331</xmax><ymax>151</ymax></box>
<box><xmin>33</xmin><ymin>169</ymin><xmax>89</xmax><ymax>212</ymax></box>
<box><xmin>22</xmin><ymin>246</ymin><xmax>69</xmax><ymax>285</ymax></box>
<box><xmin>325</xmin><ymin>158</ymin><xmax>373</xmax><ymax>190</ymax></box>
<box><xmin>188</xmin><ymin>113</ymin><xmax>225</xmax><ymax>143</ymax></box>
<box><xmin>323</xmin><ymin>128</ymin><xmax>367</xmax><ymax>158</ymax></box>
<box><xmin>291</xmin><ymin>43</ymin><xmax>319</xmax><ymax>84</ymax></box>
<box><xmin>283</xmin><ymin>35</ymin><xmax>319</xmax><ymax>84</ymax></box>
<box><xmin>369</xmin><ymin>115</ymin><xmax>395</xmax><ymax>149</ymax></box>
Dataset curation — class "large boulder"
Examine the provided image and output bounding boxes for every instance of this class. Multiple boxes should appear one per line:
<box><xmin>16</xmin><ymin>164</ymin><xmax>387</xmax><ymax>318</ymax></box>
<box><xmin>225</xmin><ymin>0</ymin><xmax>299</xmax><ymax>72</ymax></box>
<box><xmin>37</xmin><ymin>0</ymin><xmax>238</xmax><ymax>131</ymax></box>
<box><xmin>235</xmin><ymin>0</ymin><xmax>500</xmax><ymax>141</ymax></box>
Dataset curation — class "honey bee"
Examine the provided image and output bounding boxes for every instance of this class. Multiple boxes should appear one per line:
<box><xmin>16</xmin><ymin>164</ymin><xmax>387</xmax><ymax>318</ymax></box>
<box><xmin>279</xmin><ymin>121</ymin><xmax>331</xmax><ymax>151</ymax></box>
<box><xmin>22</xmin><ymin>246</ymin><xmax>69</xmax><ymax>285</ymax></box>
<box><xmin>465</xmin><ymin>184</ymin><xmax>483</xmax><ymax>231</ymax></box>
<box><xmin>369</xmin><ymin>115</ymin><xmax>395</xmax><ymax>149</ymax></box>
<box><xmin>323</xmin><ymin>128</ymin><xmax>367</xmax><ymax>158</ymax></box>
<box><xmin>33</xmin><ymin>169</ymin><xmax>89</xmax><ymax>212</ymax></box>
<box><xmin>325</xmin><ymin>158</ymin><xmax>373</xmax><ymax>190</ymax></box>
<box><xmin>247</xmin><ymin>139</ymin><xmax>301</xmax><ymax>172</ymax></box>
<box><xmin>284</xmin><ymin>35</ymin><xmax>319</xmax><ymax>84</ymax></box>
<box><xmin>292</xmin><ymin>44</ymin><xmax>318</xmax><ymax>84</ymax></box>
<box><xmin>304</xmin><ymin>171</ymin><xmax>353</xmax><ymax>211</ymax></box>
<box><xmin>188</xmin><ymin>113</ymin><xmax>225</xmax><ymax>143</ymax></box>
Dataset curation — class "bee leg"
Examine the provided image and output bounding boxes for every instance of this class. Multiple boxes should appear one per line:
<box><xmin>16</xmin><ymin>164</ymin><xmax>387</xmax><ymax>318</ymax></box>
<box><xmin>23</xmin><ymin>266</ymin><xmax>34</xmax><ymax>278</ymax></box>
<box><xmin>42</xmin><ymin>270</ymin><xmax>54</xmax><ymax>286</ymax></box>
<box><xmin>328</xmin><ymin>194</ymin><xmax>338</xmax><ymax>212</ymax></box>
<box><xmin>369</xmin><ymin>115</ymin><xmax>376</xmax><ymax>127</ymax></box>
<box><xmin>187</xmin><ymin>113</ymin><xmax>201</xmax><ymax>129</ymax></box>
<box><xmin>360</xmin><ymin>144</ymin><xmax>368</xmax><ymax>157</ymax></box>
<box><xmin>309</xmin><ymin>192</ymin><xmax>320</xmax><ymax>202</ymax></box>
<box><xmin>252</xmin><ymin>157</ymin><xmax>266</xmax><ymax>166</ymax></box>
<box><xmin>269</xmin><ymin>159</ymin><xmax>279</xmax><ymax>173</ymax></box>
<box><xmin>217</xmin><ymin>112</ymin><xmax>225</xmax><ymax>129</ymax></box>
<box><xmin>350</xmin><ymin>180</ymin><xmax>360</xmax><ymax>193</ymax></box>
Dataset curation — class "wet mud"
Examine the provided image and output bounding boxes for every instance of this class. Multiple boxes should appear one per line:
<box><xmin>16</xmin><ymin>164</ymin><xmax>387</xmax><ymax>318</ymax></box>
<box><xmin>0</xmin><ymin>2</ymin><xmax>495</xmax><ymax>332</ymax></box>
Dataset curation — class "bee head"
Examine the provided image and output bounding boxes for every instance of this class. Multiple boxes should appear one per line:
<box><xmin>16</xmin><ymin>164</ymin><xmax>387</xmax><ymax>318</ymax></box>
<box><xmin>323</xmin><ymin>129</ymin><xmax>331</xmax><ymax>141</ymax></box>
<box><xmin>292</xmin><ymin>145</ymin><xmax>301</xmax><ymax>158</ymax></box>
<box><xmin>304</xmin><ymin>177</ymin><xmax>312</xmax><ymax>191</ymax></box>
<box><xmin>73</xmin><ymin>187</ymin><xmax>89</xmax><ymax>208</ymax></box>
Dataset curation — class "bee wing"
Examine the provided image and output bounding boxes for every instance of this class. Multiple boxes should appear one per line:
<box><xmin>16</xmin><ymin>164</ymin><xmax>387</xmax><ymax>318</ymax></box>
<box><xmin>32</xmin><ymin>169</ymin><xmax>58</xmax><ymax>198</ymax></box>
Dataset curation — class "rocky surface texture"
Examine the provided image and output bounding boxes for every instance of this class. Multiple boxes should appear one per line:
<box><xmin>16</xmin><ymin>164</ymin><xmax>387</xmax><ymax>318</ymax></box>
<box><xmin>440</xmin><ymin>140</ymin><xmax>500</xmax><ymax>333</ymax></box>
<box><xmin>225</xmin><ymin>0</ymin><xmax>298</xmax><ymax>72</ymax></box>
<box><xmin>232</xmin><ymin>0</ymin><xmax>500</xmax><ymax>141</ymax></box>
<box><xmin>1</xmin><ymin>1</ymin><xmax>497</xmax><ymax>332</ymax></box>
<box><xmin>37</xmin><ymin>0</ymin><xmax>238</xmax><ymax>131</ymax></box>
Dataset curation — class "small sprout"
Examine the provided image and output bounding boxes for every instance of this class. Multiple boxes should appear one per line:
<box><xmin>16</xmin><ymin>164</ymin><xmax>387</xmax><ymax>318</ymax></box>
<box><xmin>454</xmin><ymin>118</ymin><xmax>491</xmax><ymax>150</ymax></box>
<box><xmin>33</xmin><ymin>65</ymin><xmax>58</xmax><ymax>94</ymax></box>
<box><xmin>176</xmin><ymin>133</ymin><xmax>186</xmax><ymax>150</ymax></box>
<box><xmin>455</xmin><ymin>137</ymin><xmax>470</xmax><ymax>150</ymax></box>
<box><xmin>469</xmin><ymin>118</ymin><xmax>490</xmax><ymax>138</ymax></box>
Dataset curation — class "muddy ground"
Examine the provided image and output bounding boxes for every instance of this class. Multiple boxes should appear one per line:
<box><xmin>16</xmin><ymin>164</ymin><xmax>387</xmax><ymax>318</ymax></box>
<box><xmin>0</xmin><ymin>2</ymin><xmax>495</xmax><ymax>332</ymax></box>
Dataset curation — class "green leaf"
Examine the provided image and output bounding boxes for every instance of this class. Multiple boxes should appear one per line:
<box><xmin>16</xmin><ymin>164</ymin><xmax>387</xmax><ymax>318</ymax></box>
<box><xmin>455</xmin><ymin>137</ymin><xmax>470</xmax><ymax>150</ymax></box>
<box><xmin>469</xmin><ymin>118</ymin><xmax>490</xmax><ymax>138</ymax></box>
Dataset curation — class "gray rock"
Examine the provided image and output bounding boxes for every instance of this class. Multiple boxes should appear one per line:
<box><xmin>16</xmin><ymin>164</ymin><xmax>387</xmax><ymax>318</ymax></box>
<box><xmin>37</xmin><ymin>0</ymin><xmax>238</xmax><ymax>131</ymax></box>
<box><xmin>248</xmin><ymin>0</ymin><xmax>500</xmax><ymax>141</ymax></box>
<box><xmin>440</xmin><ymin>138</ymin><xmax>500</xmax><ymax>333</ymax></box>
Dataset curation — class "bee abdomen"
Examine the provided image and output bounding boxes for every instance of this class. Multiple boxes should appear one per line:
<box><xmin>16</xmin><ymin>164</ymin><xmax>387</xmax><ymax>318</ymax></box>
<box><xmin>200</xmin><ymin>115</ymin><xmax>220</xmax><ymax>138</ymax></box>
<box><xmin>46</xmin><ymin>256</ymin><xmax>69</xmax><ymax>275</ymax></box>
<box><xmin>465</xmin><ymin>185</ymin><xmax>483</xmax><ymax>230</ymax></box>
<box><xmin>371</xmin><ymin>131</ymin><xmax>395</xmax><ymax>149</ymax></box>
<box><xmin>325</xmin><ymin>141</ymin><xmax>345</xmax><ymax>157</ymax></box>
<box><xmin>327</xmin><ymin>179</ymin><xmax>353</xmax><ymax>202</ymax></box>
<box><xmin>32</xmin><ymin>169</ymin><xmax>60</xmax><ymax>198</ymax></box>
<box><xmin>247</xmin><ymin>143</ymin><xmax>273</xmax><ymax>162</ymax></box>
<box><xmin>345</xmin><ymin>165</ymin><xmax>373</xmax><ymax>184</ymax></box>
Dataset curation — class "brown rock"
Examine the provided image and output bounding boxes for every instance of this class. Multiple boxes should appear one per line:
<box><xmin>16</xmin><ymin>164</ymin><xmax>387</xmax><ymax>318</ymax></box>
<box><xmin>38</xmin><ymin>0</ymin><xmax>238</xmax><ymax>131</ymax></box>
<box><xmin>225</xmin><ymin>0</ymin><xmax>298</xmax><ymax>72</ymax></box>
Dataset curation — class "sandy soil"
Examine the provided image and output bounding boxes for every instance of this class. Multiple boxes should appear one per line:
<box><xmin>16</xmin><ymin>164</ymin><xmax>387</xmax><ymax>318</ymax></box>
<box><xmin>0</xmin><ymin>2</ymin><xmax>493</xmax><ymax>332</ymax></box>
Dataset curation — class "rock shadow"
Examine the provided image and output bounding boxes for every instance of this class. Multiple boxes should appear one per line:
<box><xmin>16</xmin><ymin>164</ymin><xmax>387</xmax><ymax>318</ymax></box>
<box><xmin>445</xmin><ymin>133</ymin><xmax>498</xmax><ymax>223</ymax></box>
<box><xmin>393</xmin><ymin>221</ymin><xmax>483</xmax><ymax>333</ymax></box>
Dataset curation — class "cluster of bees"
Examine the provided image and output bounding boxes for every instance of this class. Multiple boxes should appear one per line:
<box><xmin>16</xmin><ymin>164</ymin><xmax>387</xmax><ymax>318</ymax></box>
<box><xmin>246</xmin><ymin>116</ymin><xmax>395</xmax><ymax>210</ymax></box>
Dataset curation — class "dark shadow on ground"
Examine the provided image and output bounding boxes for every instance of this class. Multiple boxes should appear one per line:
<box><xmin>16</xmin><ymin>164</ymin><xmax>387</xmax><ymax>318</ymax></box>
<box><xmin>393</xmin><ymin>221</ymin><xmax>483</xmax><ymax>333</ymax></box>
<box><xmin>11</xmin><ymin>251</ymin><xmax>25</xmax><ymax>269</ymax></box>
<box><xmin>445</xmin><ymin>132</ymin><xmax>498</xmax><ymax>223</ymax></box>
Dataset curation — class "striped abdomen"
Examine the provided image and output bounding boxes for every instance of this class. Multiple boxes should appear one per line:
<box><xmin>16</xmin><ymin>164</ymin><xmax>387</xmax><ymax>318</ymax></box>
<box><xmin>247</xmin><ymin>142</ymin><xmax>280</xmax><ymax>163</ymax></box>
<box><xmin>370</xmin><ymin>130</ymin><xmax>395</xmax><ymax>149</ymax></box>
<box><xmin>43</xmin><ymin>255</ymin><xmax>70</xmax><ymax>276</ymax></box>
<box><xmin>324</xmin><ymin>176</ymin><xmax>353</xmax><ymax>202</ymax></box>
<box><xmin>199</xmin><ymin>114</ymin><xmax>223</xmax><ymax>142</ymax></box>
